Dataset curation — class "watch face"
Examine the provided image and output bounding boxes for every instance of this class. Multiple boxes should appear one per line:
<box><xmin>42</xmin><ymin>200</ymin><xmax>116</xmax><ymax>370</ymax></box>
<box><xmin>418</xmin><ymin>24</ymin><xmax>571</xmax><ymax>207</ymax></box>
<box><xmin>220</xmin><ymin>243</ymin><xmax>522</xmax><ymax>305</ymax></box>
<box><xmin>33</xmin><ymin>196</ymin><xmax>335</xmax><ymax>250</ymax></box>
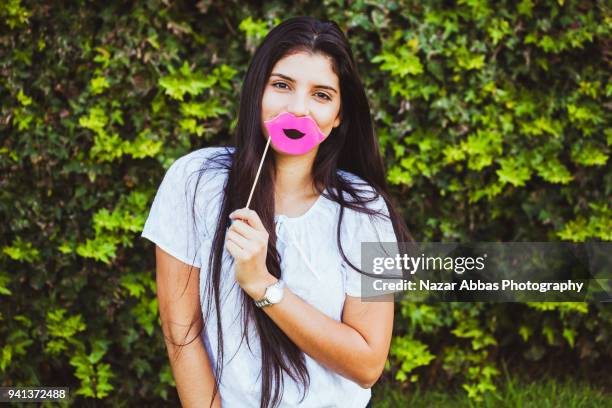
<box><xmin>267</xmin><ymin>286</ymin><xmax>284</xmax><ymax>303</ymax></box>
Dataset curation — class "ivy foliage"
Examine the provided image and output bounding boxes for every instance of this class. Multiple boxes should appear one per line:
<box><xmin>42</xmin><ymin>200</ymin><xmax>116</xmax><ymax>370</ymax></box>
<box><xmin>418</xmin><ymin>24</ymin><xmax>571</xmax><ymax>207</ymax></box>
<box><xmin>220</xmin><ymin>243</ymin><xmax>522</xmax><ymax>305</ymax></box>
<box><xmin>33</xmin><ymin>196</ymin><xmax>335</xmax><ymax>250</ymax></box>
<box><xmin>1</xmin><ymin>0</ymin><xmax>609</xmax><ymax>405</ymax></box>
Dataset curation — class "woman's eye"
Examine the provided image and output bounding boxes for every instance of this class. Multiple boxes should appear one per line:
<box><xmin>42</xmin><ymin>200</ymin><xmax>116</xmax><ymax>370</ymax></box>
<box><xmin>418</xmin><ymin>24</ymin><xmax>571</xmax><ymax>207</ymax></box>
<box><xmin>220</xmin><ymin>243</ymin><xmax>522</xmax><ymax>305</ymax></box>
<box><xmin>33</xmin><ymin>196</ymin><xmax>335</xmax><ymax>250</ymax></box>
<box><xmin>271</xmin><ymin>82</ymin><xmax>331</xmax><ymax>101</ymax></box>
<box><xmin>316</xmin><ymin>92</ymin><xmax>331</xmax><ymax>101</ymax></box>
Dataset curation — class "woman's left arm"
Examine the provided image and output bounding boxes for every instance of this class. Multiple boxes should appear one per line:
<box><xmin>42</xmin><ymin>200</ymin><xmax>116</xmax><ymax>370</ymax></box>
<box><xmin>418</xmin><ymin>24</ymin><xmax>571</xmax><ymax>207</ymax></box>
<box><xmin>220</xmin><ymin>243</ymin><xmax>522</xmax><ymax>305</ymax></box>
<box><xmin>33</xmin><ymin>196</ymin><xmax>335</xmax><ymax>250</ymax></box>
<box><xmin>253</xmin><ymin>276</ymin><xmax>393</xmax><ymax>389</ymax></box>
<box><xmin>226</xmin><ymin>208</ymin><xmax>394</xmax><ymax>389</ymax></box>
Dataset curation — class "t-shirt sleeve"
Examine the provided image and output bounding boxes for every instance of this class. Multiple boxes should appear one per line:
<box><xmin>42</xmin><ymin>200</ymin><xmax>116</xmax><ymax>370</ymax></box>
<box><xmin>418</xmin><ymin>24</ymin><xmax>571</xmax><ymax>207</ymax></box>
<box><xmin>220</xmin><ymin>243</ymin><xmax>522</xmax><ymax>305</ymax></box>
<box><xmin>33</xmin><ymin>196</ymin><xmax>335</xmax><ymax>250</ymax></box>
<box><xmin>141</xmin><ymin>154</ymin><xmax>206</xmax><ymax>268</ymax></box>
<box><xmin>342</xmin><ymin>189</ymin><xmax>399</xmax><ymax>297</ymax></box>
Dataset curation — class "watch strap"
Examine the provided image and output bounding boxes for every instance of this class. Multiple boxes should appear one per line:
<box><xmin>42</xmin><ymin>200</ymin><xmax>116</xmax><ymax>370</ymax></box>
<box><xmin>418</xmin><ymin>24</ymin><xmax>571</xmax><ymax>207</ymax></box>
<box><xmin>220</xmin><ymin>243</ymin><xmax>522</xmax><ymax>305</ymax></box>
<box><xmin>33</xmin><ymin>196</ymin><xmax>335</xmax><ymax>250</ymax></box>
<box><xmin>254</xmin><ymin>279</ymin><xmax>285</xmax><ymax>308</ymax></box>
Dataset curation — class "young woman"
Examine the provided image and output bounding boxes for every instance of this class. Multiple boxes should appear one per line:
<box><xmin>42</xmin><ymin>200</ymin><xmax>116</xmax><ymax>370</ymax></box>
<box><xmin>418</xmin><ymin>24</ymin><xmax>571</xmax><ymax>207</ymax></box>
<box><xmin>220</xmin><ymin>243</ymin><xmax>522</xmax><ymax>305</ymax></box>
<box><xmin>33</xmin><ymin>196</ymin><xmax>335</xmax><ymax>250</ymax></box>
<box><xmin>142</xmin><ymin>16</ymin><xmax>413</xmax><ymax>408</ymax></box>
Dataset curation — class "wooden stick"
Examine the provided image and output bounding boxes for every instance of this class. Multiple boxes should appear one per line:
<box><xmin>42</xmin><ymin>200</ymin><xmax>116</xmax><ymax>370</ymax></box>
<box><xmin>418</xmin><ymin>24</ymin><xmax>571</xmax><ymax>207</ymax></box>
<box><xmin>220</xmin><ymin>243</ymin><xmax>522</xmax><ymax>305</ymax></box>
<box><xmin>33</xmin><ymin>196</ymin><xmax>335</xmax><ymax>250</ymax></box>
<box><xmin>246</xmin><ymin>136</ymin><xmax>272</xmax><ymax>209</ymax></box>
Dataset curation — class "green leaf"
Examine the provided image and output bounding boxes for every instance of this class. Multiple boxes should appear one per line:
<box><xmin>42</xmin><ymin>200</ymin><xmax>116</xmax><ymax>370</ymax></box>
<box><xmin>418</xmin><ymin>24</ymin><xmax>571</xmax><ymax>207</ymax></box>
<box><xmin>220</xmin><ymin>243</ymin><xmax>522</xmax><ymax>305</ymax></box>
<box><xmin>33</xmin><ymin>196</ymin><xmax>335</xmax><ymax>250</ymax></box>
<box><xmin>180</xmin><ymin>100</ymin><xmax>228</xmax><ymax>120</ymax></box>
<box><xmin>0</xmin><ymin>271</ymin><xmax>12</xmax><ymax>295</ymax></box>
<box><xmin>159</xmin><ymin>62</ymin><xmax>217</xmax><ymax>101</ymax></box>
<box><xmin>519</xmin><ymin>325</ymin><xmax>532</xmax><ymax>342</ymax></box>
<box><xmin>496</xmin><ymin>157</ymin><xmax>532</xmax><ymax>187</ymax></box>
<box><xmin>46</xmin><ymin>309</ymin><xmax>86</xmax><ymax>338</ymax></box>
<box><xmin>372</xmin><ymin>45</ymin><xmax>424</xmax><ymax>77</ymax></box>
<box><xmin>571</xmin><ymin>142</ymin><xmax>608</xmax><ymax>166</ymax></box>
<box><xmin>76</xmin><ymin>235</ymin><xmax>118</xmax><ymax>264</ymax></box>
<box><xmin>533</xmin><ymin>157</ymin><xmax>573</xmax><ymax>184</ymax></box>
<box><xmin>562</xmin><ymin>328</ymin><xmax>576</xmax><ymax>348</ymax></box>
<box><xmin>2</xmin><ymin>238</ymin><xmax>40</xmax><ymax>263</ymax></box>
<box><xmin>16</xmin><ymin>89</ymin><xmax>32</xmax><ymax>106</ymax></box>
<box><xmin>90</xmin><ymin>76</ymin><xmax>110</xmax><ymax>95</ymax></box>
<box><xmin>79</xmin><ymin>106</ymin><xmax>108</xmax><ymax>134</ymax></box>
<box><xmin>390</xmin><ymin>335</ymin><xmax>436</xmax><ymax>382</ymax></box>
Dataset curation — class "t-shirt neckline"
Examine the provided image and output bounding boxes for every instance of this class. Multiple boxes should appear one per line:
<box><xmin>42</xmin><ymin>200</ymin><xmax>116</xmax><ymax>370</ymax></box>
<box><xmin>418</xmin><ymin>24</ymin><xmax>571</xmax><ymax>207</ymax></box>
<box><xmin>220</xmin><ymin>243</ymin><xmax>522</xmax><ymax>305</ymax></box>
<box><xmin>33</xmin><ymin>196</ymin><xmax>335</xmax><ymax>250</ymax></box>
<box><xmin>274</xmin><ymin>188</ymin><xmax>327</xmax><ymax>223</ymax></box>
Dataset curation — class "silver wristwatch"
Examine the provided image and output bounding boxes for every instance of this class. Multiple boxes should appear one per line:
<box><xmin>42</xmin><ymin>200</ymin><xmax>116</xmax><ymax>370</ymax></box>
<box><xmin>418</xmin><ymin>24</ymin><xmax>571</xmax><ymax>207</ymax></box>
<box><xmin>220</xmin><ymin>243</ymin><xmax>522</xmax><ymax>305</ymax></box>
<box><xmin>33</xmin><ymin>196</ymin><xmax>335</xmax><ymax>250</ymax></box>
<box><xmin>254</xmin><ymin>279</ymin><xmax>286</xmax><ymax>308</ymax></box>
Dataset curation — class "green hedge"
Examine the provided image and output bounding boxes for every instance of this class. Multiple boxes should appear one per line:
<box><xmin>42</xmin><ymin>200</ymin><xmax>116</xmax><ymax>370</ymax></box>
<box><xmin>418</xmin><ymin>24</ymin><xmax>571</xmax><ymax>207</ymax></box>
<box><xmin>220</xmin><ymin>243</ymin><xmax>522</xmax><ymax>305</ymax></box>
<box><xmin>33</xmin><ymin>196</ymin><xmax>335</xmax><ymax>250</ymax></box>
<box><xmin>1</xmin><ymin>0</ymin><xmax>609</xmax><ymax>405</ymax></box>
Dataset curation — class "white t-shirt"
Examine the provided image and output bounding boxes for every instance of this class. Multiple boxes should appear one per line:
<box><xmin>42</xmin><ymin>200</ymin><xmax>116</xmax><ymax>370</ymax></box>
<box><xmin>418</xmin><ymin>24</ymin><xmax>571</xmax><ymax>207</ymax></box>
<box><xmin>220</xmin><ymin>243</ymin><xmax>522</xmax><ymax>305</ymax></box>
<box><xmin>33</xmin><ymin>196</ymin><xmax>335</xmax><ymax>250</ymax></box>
<box><xmin>141</xmin><ymin>146</ymin><xmax>397</xmax><ymax>407</ymax></box>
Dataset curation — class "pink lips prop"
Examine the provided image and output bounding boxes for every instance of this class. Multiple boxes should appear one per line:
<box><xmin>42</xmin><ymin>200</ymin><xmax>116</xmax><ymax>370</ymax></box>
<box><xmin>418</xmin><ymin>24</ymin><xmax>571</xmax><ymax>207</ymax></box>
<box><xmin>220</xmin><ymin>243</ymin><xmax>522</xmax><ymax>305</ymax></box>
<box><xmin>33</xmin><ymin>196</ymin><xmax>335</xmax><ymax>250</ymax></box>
<box><xmin>264</xmin><ymin>112</ymin><xmax>326</xmax><ymax>155</ymax></box>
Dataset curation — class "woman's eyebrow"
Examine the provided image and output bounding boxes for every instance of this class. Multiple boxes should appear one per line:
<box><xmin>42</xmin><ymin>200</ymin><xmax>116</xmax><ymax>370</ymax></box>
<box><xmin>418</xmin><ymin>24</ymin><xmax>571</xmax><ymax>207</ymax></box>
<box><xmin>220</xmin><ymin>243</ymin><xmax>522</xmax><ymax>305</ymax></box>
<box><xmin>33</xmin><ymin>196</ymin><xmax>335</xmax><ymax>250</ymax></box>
<box><xmin>270</xmin><ymin>72</ymin><xmax>338</xmax><ymax>94</ymax></box>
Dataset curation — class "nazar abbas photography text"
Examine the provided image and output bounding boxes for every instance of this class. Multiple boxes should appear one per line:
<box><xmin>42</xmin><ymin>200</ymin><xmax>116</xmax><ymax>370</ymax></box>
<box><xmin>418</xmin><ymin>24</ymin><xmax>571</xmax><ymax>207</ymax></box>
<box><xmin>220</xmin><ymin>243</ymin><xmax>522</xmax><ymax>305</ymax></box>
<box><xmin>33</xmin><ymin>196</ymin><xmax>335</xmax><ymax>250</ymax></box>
<box><xmin>369</xmin><ymin>253</ymin><xmax>585</xmax><ymax>294</ymax></box>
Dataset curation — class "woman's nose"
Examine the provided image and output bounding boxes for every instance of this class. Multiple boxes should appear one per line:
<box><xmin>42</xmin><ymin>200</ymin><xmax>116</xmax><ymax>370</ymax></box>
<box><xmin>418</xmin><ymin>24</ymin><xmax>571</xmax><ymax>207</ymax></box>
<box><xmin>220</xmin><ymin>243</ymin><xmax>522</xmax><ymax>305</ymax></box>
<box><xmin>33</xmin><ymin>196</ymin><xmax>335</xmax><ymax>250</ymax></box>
<box><xmin>287</xmin><ymin>95</ymin><xmax>309</xmax><ymax>117</ymax></box>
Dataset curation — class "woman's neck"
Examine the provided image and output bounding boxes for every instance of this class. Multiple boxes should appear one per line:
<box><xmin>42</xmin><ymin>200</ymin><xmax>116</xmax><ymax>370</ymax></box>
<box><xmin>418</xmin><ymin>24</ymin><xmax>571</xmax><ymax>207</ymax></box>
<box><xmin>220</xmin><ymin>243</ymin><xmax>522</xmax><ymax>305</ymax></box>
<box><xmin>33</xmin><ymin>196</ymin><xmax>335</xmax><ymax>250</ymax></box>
<box><xmin>273</xmin><ymin>149</ymin><xmax>319</xmax><ymax>198</ymax></box>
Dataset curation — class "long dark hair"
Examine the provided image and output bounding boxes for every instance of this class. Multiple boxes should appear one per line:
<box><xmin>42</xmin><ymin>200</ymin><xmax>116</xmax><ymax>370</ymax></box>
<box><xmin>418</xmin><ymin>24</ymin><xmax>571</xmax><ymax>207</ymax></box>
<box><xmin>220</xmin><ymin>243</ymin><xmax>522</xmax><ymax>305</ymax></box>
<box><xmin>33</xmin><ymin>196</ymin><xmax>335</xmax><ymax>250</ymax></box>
<box><xmin>170</xmin><ymin>16</ymin><xmax>414</xmax><ymax>408</ymax></box>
